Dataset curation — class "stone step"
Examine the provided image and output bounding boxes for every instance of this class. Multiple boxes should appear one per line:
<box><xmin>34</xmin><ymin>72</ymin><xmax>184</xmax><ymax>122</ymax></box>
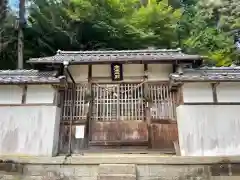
<box><xmin>98</xmin><ymin>174</ymin><xmax>136</xmax><ymax>180</ymax></box>
<box><xmin>98</xmin><ymin>164</ymin><xmax>136</xmax><ymax>180</ymax></box>
<box><xmin>98</xmin><ymin>164</ymin><xmax>136</xmax><ymax>175</ymax></box>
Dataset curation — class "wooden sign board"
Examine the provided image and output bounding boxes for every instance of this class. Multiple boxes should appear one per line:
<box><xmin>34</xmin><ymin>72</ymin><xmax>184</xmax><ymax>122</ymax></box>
<box><xmin>111</xmin><ymin>63</ymin><xmax>123</xmax><ymax>81</ymax></box>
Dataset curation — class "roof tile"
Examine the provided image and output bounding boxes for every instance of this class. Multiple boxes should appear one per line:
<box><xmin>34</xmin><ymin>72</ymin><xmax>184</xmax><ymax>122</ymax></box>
<box><xmin>28</xmin><ymin>49</ymin><xmax>202</xmax><ymax>64</ymax></box>
<box><xmin>0</xmin><ymin>70</ymin><xmax>64</xmax><ymax>84</ymax></box>
<box><xmin>170</xmin><ymin>66</ymin><xmax>240</xmax><ymax>84</ymax></box>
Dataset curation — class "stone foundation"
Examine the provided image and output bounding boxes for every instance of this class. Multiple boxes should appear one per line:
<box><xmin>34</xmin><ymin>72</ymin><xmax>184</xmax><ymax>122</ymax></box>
<box><xmin>1</xmin><ymin>155</ymin><xmax>240</xmax><ymax>180</ymax></box>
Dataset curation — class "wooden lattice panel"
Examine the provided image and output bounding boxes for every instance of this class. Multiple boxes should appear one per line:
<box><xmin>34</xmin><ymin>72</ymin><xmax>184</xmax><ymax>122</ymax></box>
<box><xmin>91</xmin><ymin>83</ymin><xmax>144</xmax><ymax>121</ymax></box>
<box><xmin>62</xmin><ymin>84</ymin><xmax>88</xmax><ymax>122</ymax></box>
<box><xmin>149</xmin><ymin>83</ymin><xmax>177</xmax><ymax>121</ymax></box>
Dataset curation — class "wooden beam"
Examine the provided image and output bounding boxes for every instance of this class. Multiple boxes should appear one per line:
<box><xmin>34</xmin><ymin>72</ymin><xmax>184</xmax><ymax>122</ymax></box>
<box><xmin>177</xmin><ymin>85</ymin><xmax>184</xmax><ymax>105</ymax></box>
<box><xmin>151</xmin><ymin>119</ymin><xmax>177</xmax><ymax>124</ymax></box>
<box><xmin>143</xmin><ymin>64</ymin><xmax>152</xmax><ymax>148</ymax></box>
<box><xmin>53</xmin><ymin>90</ymin><xmax>60</xmax><ymax>106</ymax></box>
<box><xmin>87</xmin><ymin>64</ymin><xmax>93</xmax><ymax>145</ymax></box>
<box><xmin>60</xmin><ymin>119</ymin><xmax>87</xmax><ymax>125</ymax></box>
<box><xmin>88</xmin><ymin>64</ymin><xmax>92</xmax><ymax>81</ymax></box>
<box><xmin>21</xmin><ymin>85</ymin><xmax>27</xmax><ymax>104</ymax></box>
<box><xmin>172</xmin><ymin>63</ymin><xmax>177</xmax><ymax>73</ymax></box>
<box><xmin>89</xmin><ymin>140</ymin><xmax>148</xmax><ymax>146</ymax></box>
<box><xmin>211</xmin><ymin>83</ymin><xmax>218</xmax><ymax>103</ymax></box>
<box><xmin>59</xmin><ymin>90</ymin><xmax>64</xmax><ymax>109</ymax></box>
<box><xmin>68</xmin><ymin>83</ymin><xmax>76</xmax><ymax>154</ymax></box>
<box><xmin>143</xmin><ymin>64</ymin><xmax>150</xmax><ymax>123</ymax></box>
<box><xmin>64</xmin><ymin>66</ymin><xmax>75</xmax><ymax>84</ymax></box>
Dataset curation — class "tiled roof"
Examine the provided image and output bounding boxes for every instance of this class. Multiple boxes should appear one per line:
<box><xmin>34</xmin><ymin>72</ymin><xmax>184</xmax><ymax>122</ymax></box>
<box><xmin>0</xmin><ymin>70</ymin><xmax>65</xmax><ymax>84</ymax></box>
<box><xmin>28</xmin><ymin>49</ymin><xmax>202</xmax><ymax>64</ymax></box>
<box><xmin>170</xmin><ymin>66</ymin><xmax>240</xmax><ymax>84</ymax></box>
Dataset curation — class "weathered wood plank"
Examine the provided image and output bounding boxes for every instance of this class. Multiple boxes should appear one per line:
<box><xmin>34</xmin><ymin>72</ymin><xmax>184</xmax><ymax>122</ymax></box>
<box><xmin>90</xmin><ymin>121</ymin><xmax>148</xmax><ymax>145</ymax></box>
<box><xmin>58</xmin><ymin>124</ymin><xmax>87</xmax><ymax>154</ymax></box>
<box><xmin>150</xmin><ymin>123</ymin><xmax>178</xmax><ymax>150</ymax></box>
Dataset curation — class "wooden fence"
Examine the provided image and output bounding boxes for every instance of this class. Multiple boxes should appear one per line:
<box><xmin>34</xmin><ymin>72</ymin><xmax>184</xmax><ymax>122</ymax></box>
<box><xmin>149</xmin><ymin>83</ymin><xmax>177</xmax><ymax>121</ymax></box>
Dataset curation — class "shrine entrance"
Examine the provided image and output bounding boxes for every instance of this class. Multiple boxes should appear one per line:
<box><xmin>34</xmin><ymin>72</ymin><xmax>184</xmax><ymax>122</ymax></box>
<box><xmin>59</xmin><ymin>82</ymin><xmax>178</xmax><ymax>153</ymax></box>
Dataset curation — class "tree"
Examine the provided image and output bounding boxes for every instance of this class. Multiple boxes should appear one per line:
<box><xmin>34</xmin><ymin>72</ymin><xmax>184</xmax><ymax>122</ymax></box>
<box><xmin>129</xmin><ymin>0</ymin><xmax>181</xmax><ymax>48</ymax></box>
<box><xmin>24</xmin><ymin>0</ymin><xmax>182</xmax><ymax>58</ymax></box>
<box><xmin>1</xmin><ymin>0</ymin><xmax>239</xmax><ymax>69</ymax></box>
<box><xmin>179</xmin><ymin>0</ymin><xmax>238</xmax><ymax>66</ymax></box>
<box><xmin>0</xmin><ymin>4</ymin><xmax>18</xmax><ymax>69</ymax></box>
<box><xmin>198</xmin><ymin>0</ymin><xmax>240</xmax><ymax>31</ymax></box>
<box><xmin>0</xmin><ymin>0</ymin><xmax>7</xmax><ymax>21</ymax></box>
<box><xmin>0</xmin><ymin>0</ymin><xmax>10</xmax><ymax>53</ymax></box>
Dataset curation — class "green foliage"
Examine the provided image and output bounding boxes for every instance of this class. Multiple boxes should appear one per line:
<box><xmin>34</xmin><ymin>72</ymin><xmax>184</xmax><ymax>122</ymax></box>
<box><xmin>179</xmin><ymin>0</ymin><xmax>239</xmax><ymax>66</ymax></box>
<box><xmin>0</xmin><ymin>7</ymin><xmax>18</xmax><ymax>69</ymax></box>
<box><xmin>129</xmin><ymin>0</ymin><xmax>182</xmax><ymax>48</ymax></box>
<box><xmin>0</xmin><ymin>0</ymin><xmax>239</xmax><ymax>69</ymax></box>
<box><xmin>23</xmin><ymin>0</ymin><xmax>182</xmax><ymax>56</ymax></box>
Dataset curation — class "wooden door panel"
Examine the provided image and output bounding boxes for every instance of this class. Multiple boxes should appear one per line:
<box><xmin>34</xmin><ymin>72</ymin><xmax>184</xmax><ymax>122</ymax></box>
<box><xmin>150</xmin><ymin>123</ymin><xmax>178</xmax><ymax>150</ymax></box>
<box><xmin>90</xmin><ymin>121</ymin><xmax>148</xmax><ymax>146</ymax></box>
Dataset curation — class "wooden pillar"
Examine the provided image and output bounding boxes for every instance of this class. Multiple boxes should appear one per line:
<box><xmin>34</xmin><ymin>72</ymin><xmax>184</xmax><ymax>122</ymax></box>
<box><xmin>63</xmin><ymin>65</ymin><xmax>77</xmax><ymax>154</ymax></box>
<box><xmin>21</xmin><ymin>85</ymin><xmax>27</xmax><ymax>104</ymax></box>
<box><xmin>52</xmin><ymin>85</ymin><xmax>63</xmax><ymax>107</ymax></box>
<box><xmin>68</xmin><ymin>83</ymin><xmax>75</xmax><ymax>154</ymax></box>
<box><xmin>212</xmin><ymin>83</ymin><xmax>218</xmax><ymax>103</ymax></box>
<box><xmin>177</xmin><ymin>84</ymin><xmax>184</xmax><ymax>105</ymax></box>
<box><xmin>144</xmin><ymin>64</ymin><xmax>150</xmax><ymax>123</ymax></box>
<box><xmin>143</xmin><ymin>64</ymin><xmax>152</xmax><ymax>148</ymax></box>
<box><xmin>87</xmin><ymin>65</ymin><xmax>92</xmax><ymax>145</ymax></box>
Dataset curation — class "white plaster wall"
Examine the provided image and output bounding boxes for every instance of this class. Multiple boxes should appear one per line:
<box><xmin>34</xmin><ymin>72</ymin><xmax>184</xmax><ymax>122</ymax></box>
<box><xmin>92</xmin><ymin>64</ymin><xmax>145</xmax><ymax>82</ymax></box>
<box><xmin>0</xmin><ymin>105</ymin><xmax>60</xmax><ymax>156</ymax></box>
<box><xmin>182</xmin><ymin>83</ymin><xmax>213</xmax><ymax>103</ymax></box>
<box><xmin>0</xmin><ymin>85</ymin><xmax>22</xmax><ymax>104</ymax></box>
<box><xmin>92</xmin><ymin>65</ymin><xmax>111</xmax><ymax>82</ymax></box>
<box><xmin>123</xmin><ymin>64</ymin><xmax>144</xmax><ymax>80</ymax></box>
<box><xmin>68</xmin><ymin>65</ymin><xmax>88</xmax><ymax>82</ymax></box>
<box><xmin>217</xmin><ymin>82</ymin><xmax>240</xmax><ymax>102</ymax></box>
<box><xmin>69</xmin><ymin>64</ymin><xmax>173</xmax><ymax>82</ymax></box>
<box><xmin>92</xmin><ymin>65</ymin><xmax>111</xmax><ymax>77</ymax></box>
<box><xmin>177</xmin><ymin>105</ymin><xmax>240</xmax><ymax>156</ymax></box>
<box><xmin>148</xmin><ymin>64</ymin><xmax>172</xmax><ymax>81</ymax></box>
<box><xmin>26</xmin><ymin>85</ymin><xmax>55</xmax><ymax>104</ymax></box>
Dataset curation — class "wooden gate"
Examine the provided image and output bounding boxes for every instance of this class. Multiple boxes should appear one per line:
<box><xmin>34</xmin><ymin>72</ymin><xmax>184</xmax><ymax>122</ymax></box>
<box><xmin>89</xmin><ymin>83</ymin><xmax>148</xmax><ymax>146</ymax></box>
<box><xmin>59</xmin><ymin>83</ymin><xmax>179</xmax><ymax>153</ymax></box>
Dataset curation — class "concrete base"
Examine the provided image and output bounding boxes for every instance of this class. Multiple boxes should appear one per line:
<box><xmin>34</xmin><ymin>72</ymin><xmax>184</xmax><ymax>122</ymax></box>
<box><xmin>0</xmin><ymin>155</ymin><xmax>240</xmax><ymax>180</ymax></box>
